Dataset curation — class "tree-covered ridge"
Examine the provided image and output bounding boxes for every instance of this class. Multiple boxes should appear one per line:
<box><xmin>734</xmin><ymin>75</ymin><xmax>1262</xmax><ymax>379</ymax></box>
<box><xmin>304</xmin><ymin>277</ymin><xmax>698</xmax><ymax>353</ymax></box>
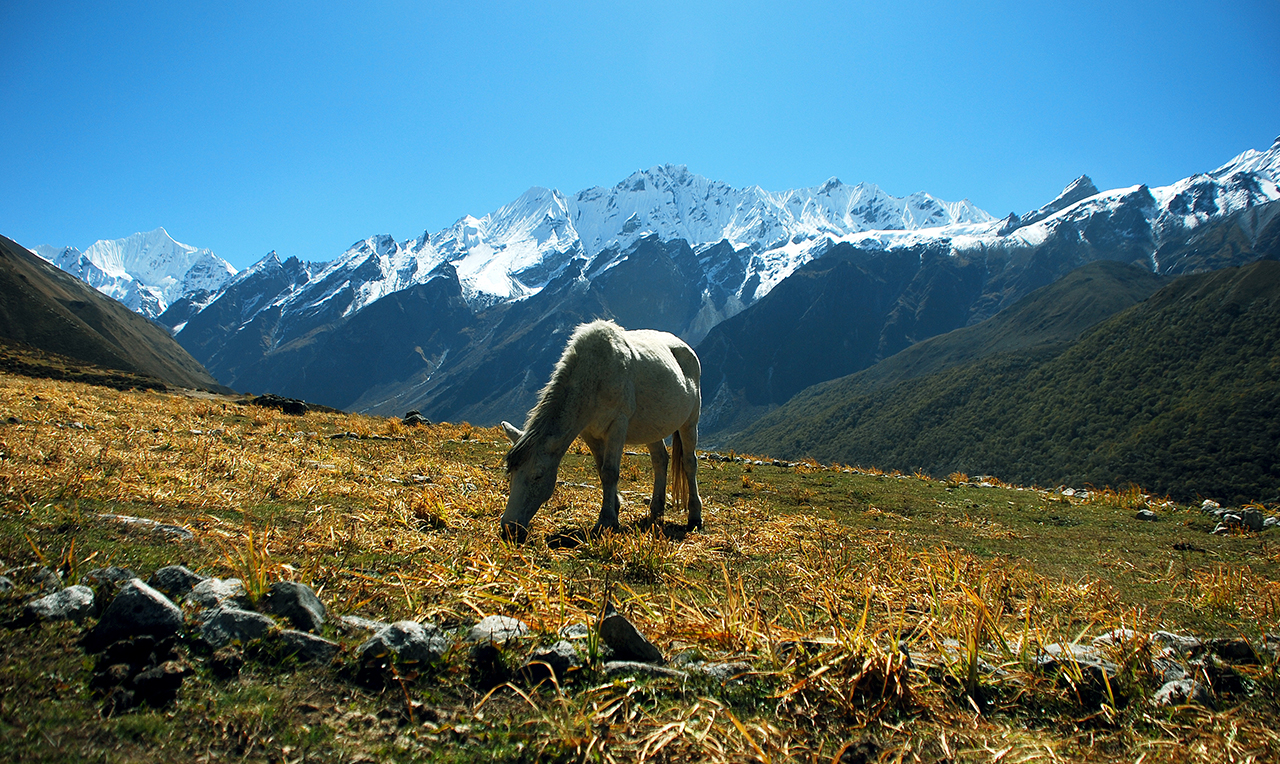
<box><xmin>735</xmin><ymin>260</ymin><xmax>1280</xmax><ymax>504</ymax></box>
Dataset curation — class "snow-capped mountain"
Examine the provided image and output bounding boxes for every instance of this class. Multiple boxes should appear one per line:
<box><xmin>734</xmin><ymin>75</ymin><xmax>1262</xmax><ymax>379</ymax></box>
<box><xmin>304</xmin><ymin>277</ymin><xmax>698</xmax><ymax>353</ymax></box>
<box><xmin>33</xmin><ymin>227</ymin><xmax>237</xmax><ymax>319</ymax></box>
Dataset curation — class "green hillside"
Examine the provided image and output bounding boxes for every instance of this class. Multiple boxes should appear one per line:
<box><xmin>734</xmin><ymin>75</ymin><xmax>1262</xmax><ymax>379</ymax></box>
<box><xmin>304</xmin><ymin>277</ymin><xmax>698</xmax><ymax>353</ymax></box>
<box><xmin>734</xmin><ymin>259</ymin><xmax>1280</xmax><ymax>504</ymax></box>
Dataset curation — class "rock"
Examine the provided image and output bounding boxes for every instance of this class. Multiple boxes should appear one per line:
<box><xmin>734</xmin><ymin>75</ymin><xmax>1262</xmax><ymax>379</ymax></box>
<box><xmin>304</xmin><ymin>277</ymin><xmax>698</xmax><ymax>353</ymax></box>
<box><xmin>262</xmin><ymin>581</ymin><xmax>325</xmax><ymax>633</ymax></box>
<box><xmin>337</xmin><ymin>614</ymin><xmax>389</xmax><ymax>635</ymax></box>
<box><xmin>602</xmin><ymin>661</ymin><xmax>688</xmax><ymax>680</ymax></box>
<box><xmin>358</xmin><ymin>621</ymin><xmax>450</xmax><ymax>669</ymax></box>
<box><xmin>186</xmin><ymin>577</ymin><xmax>250</xmax><ymax>610</ymax></box>
<box><xmin>466</xmin><ymin>615</ymin><xmax>530</xmax><ymax>645</ymax></box>
<box><xmin>599</xmin><ymin>612</ymin><xmax>663</xmax><ymax>664</ymax></box>
<box><xmin>522</xmin><ymin>641</ymin><xmax>583</xmax><ymax>685</ymax></box>
<box><xmin>4</xmin><ymin>565</ymin><xmax>62</xmax><ymax>594</ymax></box>
<box><xmin>1265</xmin><ymin>516</ymin><xmax>1279</xmax><ymax>530</ymax></box>
<box><xmin>1034</xmin><ymin>642</ymin><xmax>1118</xmax><ymax>685</ymax></box>
<box><xmin>83</xmin><ymin>566</ymin><xmax>138</xmax><ymax>593</ymax></box>
<box><xmin>698</xmin><ymin>661</ymin><xmax>753</xmax><ymax>683</ymax></box>
<box><xmin>147</xmin><ymin>565</ymin><xmax>207</xmax><ymax>600</ymax></box>
<box><xmin>1201</xmin><ymin>499</ymin><xmax>1220</xmax><ymax>511</ymax></box>
<box><xmin>209</xmin><ymin>646</ymin><xmax>244</xmax><ymax>679</ymax></box>
<box><xmin>1135</xmin><ymin>509</ymin><xmax>1159</xmax><ymax>522</ymax></box>
<box><xmin>558</xmin><ymin>622</ymin><xmax>591</xmax><ymax>640</ymax></box>
<box><xmin>1092</xmin><ymin>628</ymin><xmax>1141</xmax><ymax>647</ymax></box>
<box><xmin>24</xmin><ymin>584</ymin><xmax>95</xmax><ymax>623</ymax></box>
<box><xmin>402</xmin><ymin>410</ymin><xmax>431</xmax><ymax>426</ymax></box>
<box><xmin>201</xmin><ymin>606</ymin><xmax>277</xmax><ymax>648</ymax></box>
<box><xmin>278</xmin><ymin>629</ymin><xmax>340</xmax><ymax>664</ymax></box>
<box><xmin>1151</xmin><ymin>631</ymin><xmax>1203</xmax><ymax>657</ymax></box>
<box><xmin>250</xmin><ymin>393</ymin><xmax>308</xmax><ymax>415</ymax></box>
<box><xmin>1153</xmin><ymin>677</ymin><xmax>1213</xmax><ymax>708</ymax></box>
<box><xmin>96</xmin><ymin>513</ymin><xmax>194</xmax><ymax>540</ymax></box>
<box><xmin>88</xmin><ymin>580</ymin><xmax>183</xmax><ymax>649</ymax></box>
<box><xmin>130</xmin><ymin>660</ymin><xmax>192</xmax><ymax>708</ymax></box>
<box><xmin>1240</xmin><ymin>508</ymin><xmax>1265</xmax><ymax>532</ymax></box>
<box><xmin>0</xmin><ymin>576</ymin><xmax>12</xmax><ymax>593</ymax></box>
<box><xmin>468</xmin><ymin>642</ymin><xmax>511</xmax><ymax>690</ymax></box>
<box><xmin>1208</xmin><ymin>637</ymin><xmax>1257</xmax><ymax>664</ymax></box>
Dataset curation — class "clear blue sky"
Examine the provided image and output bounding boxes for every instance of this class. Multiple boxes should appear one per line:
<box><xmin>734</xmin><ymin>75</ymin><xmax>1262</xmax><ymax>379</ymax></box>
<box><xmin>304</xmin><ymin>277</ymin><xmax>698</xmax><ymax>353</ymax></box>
<box><xmin>3</xmin><ymin>0</ymin><xmax>1277</xmax><ymax>270</ymax></box>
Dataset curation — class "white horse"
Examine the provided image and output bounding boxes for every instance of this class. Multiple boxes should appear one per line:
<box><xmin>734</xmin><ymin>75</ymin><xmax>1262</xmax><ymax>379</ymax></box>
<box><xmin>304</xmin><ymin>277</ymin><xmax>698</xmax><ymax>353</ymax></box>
<box><xmin>500</xmin><ymin>320</ymin><xmax>703</xmax><ymax>543</ymax></box>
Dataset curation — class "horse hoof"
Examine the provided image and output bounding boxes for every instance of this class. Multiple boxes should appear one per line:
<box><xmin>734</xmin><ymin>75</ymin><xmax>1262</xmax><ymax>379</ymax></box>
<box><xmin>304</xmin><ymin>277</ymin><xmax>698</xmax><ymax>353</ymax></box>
<box><xmin>502</xmin><ymin>522</ymin><xmax>529</xmax><ymax>545</ymax></box>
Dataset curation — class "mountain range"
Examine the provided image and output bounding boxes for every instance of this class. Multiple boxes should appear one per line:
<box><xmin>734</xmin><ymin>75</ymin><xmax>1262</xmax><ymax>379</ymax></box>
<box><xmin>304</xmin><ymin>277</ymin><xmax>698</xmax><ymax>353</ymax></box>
<box><xmin>26</xmin><ymin>138</ymin><xmax>1280</xmax><ymax>448</ymax></box>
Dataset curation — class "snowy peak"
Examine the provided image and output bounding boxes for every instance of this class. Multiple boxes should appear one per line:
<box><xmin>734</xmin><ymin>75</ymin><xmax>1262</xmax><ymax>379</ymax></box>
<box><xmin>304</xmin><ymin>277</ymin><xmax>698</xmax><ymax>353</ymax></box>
<box><xmin>33</xmin><ymin>227</ymin><xmax>236</xmax><ymax>319</ymax></box>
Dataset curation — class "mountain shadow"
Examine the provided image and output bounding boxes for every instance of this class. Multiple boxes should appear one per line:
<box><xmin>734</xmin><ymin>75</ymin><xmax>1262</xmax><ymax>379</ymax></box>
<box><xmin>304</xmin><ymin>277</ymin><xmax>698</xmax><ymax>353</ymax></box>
<box><xmin>0</xmin><ymin>234</ymin><xmax>228</xmax><ymax>392</ymax></box>
<box><xmin>731</xmin><ymin>259</ymin><xmax>1280</xmax><ymax>504</ymax></box>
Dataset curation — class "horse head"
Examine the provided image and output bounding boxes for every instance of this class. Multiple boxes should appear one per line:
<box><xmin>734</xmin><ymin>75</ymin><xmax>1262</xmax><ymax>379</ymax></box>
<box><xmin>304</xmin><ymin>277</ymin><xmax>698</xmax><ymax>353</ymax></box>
<box><xmin>501</xmin><ymin>431</ymin><xmax>560</xmax><ymax>544</ymax></box>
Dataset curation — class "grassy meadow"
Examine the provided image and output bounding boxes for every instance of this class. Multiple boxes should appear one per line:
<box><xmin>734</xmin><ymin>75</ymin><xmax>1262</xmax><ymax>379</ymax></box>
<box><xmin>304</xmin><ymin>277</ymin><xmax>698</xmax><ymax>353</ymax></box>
<box><xmin>1</xmin><ymin>372</ymin><xmax>1278</xmax><ymax>763</ymax></box>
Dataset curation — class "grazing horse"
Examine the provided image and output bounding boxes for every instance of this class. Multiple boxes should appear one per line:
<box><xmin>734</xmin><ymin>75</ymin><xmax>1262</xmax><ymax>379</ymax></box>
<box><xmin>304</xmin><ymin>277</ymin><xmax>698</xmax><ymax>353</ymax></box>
<box><xmin>501</xmin><ymin>320</ymin><xmax>702</xmax><ymax>543</ymax></box>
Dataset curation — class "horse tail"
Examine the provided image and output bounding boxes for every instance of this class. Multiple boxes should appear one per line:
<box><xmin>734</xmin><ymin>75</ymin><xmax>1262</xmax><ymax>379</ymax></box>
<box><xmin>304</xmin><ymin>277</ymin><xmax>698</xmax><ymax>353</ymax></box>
<box><xmin>671</xmin><ymin>431</ymin><xmax>689</xmax><ymax>512</ymax></box>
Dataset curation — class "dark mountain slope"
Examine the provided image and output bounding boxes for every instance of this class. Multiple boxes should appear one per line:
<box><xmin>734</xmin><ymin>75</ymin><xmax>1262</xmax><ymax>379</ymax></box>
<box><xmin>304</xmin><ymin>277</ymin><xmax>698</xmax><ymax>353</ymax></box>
<box><xmin>0</xmin><ymin>234</ymin><xmax>227</xmax><ymax>391</ymax></box>
<box><xmin>733</xmin><ymin>260</ymin><xmax>1280</xmax><ymax>504</ymax></box>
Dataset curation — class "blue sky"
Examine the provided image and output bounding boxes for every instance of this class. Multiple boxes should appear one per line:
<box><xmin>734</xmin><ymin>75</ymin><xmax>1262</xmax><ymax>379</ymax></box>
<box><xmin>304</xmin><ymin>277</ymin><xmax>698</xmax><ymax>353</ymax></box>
<box><xmin>2</xmin><ymin>0</ymin><xmax>1277</xmax><ymax>270</ymax></box>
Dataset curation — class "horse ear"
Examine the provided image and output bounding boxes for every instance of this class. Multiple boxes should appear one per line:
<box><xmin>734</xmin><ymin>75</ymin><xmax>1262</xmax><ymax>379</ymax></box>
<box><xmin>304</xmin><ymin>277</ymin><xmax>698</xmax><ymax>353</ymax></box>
<box><xmin>501</xmin><ymin>421</ymin><xmax>523</xmax><ymax>444</ymax></box>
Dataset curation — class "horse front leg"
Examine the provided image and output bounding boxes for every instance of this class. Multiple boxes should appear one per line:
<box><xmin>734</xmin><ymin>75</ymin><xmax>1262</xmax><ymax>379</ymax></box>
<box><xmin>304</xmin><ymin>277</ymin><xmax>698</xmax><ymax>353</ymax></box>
<box><xmin>591</xmin><ymin>420</ymin><xmax>628</xmax><ymax>535</ymax></box>
<box><xmin>582</xmin><ymin>434</ymin><xmax>624</xmax><ymax>524</ymax></box>
<box><xmin>643</xmin><ymin>440</ymin><xmax>669</xmax><ymax>528</ymax></box>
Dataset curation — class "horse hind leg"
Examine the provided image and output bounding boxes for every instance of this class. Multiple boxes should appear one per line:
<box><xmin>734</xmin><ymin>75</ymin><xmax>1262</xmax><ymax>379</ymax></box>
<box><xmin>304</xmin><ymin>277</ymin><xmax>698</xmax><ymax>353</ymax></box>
<box><xmin>643</xmin><ymin>440</ymin><xmax>669</xmax><ymax>528</ymax></box>
<box><xmin>675</xmin><ymin>424</ymin><xmax>703</xmax><ymax>531</ymax></box>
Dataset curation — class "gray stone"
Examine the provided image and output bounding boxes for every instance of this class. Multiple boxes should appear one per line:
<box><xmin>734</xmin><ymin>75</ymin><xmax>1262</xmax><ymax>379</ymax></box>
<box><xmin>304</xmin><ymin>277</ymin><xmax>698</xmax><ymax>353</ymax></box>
<box><xmin>1201</xmin><ymin>499</ymin><xmax>1220</xmax><ymax>512</ymax></box>
<box><xmin>1265</xmin><ymin>516</ymin><xmax>1279</xmax><ymax>530</ymax></box>
<box><xmin>558</xmin><ymin>622</ymin><xmax>591</xmax><ymax>640</ymax></box>
<box><xmin>1240</xmin><ymin>508</ymin><xmax>1265</xmax><ymax>532</ymax></box>
<box><xmin>522</xmin><ymin>641</ymin><xmax>583</xmax><ymax>685</ymax></box>
<box><xmin>187</xmin><ymin>577</ymin><xmax>249</xmax><ymax>610</ymax></box>
<box><xmin>147</xmin><ymin>565</ymin><xmax>207</xmax><ymax>600</ymax></box>
<box><xmin>337</xmin><ymin>614</ymin><xmax>389</xmax><ymax>634</ymax></box>
<box><xmin>90</xmin><ymin>580</ymin><xmax>183</xmax><ymax>648</ymax></box>
<box><xmin>1035</xmin><ymin>642</ymin><xmax>1117</xmax><ymax>678</ymax></box>
<box><xmin>83</xmin><ymin>566</ymin><xmax>138</xmax><ymax>594</ymax></box>
<box><xmin>698</xmin><ymin>661</ymin><xmax>753</xmax><ymax>682</ymax></box>
<box><xmin>1151</xmin><ymin>631</ymin><xmax>1202</xmax><ymax>657</ymax></box>
<box><xmin>599</xmin><ymin>613</ymin><xmax>663</xmax><ymax>664</ymax></box>
<box><xmin>1135</xmin><ymin>509</ymin><xmax>1159</xmax><ymax>522</ymax></box>
<box><xmin>0</xmin><ymin>576</ymin><xmax>12</xmax><ymax>593</ymax></box>
<box><xmin>602</xmin><ymin>661</ymin><xmax>689</xmax><ymax>680</ymax></box>
<box><xmin>466</xmin><ymin>615</ymin><xmax>530</xmax><ymax>645</ymax></box>
<box><xmin>4</xmin><ymin>565</ymin><xmax>62</xmax><ymax>594</ymax></box>
<box><xmin>24</xmin><ymin>584</ymin><xmax>95</xmax><ymax>622</ymax></box>
<box><xmin>1153</xmin><ymin>678</ymin><xmax>1213</xmax><ymax>708</ymax></box>
<box><xmin>277</xmin><ymin>629</ymin><xmax>340</xmax><ymax>663</ymax></box>
<box><xmin>262</xmin><ymin>581</ymin><xmax>325</xmax><ymax>633</ymax></box>
<box><xmin>201</xmin><ymin>605</ymin><xmax>277</xmax><ymax>648</ymax></box>
<box><xmin>96</xmin><ymin>513</ymin><xmax>194</xmax><ymax>540</ymax></box>
<box><xmin>358</xmin><ymin>621</ymin><xmax>450</xmax><ymax>668</ymax></box>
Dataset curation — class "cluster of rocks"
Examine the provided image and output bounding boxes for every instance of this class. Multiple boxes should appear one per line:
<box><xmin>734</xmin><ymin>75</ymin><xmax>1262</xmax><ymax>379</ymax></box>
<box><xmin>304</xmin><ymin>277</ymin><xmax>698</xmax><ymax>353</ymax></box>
<box><xmin>4</xmin><ymin>562</ymin><xmax>750</xmax><ymax>717</ymax></box>
<box><xmin>247</xmin><ymin>393</ymin><xmax>309</xmax><ymax>416</ymax></box>
<box><xmin>1200</xmin><ymin>499</ymin><xmax>1278</xmax><ymax>534</ymax></box>
<box><xmin>930</xmin><ymin>627</ymin><xmax>1271</xmax><ymax>710</ymax></box>
<box><xmin>701</xmin><ymin>453</ymin><xmax>799</xmax><ymax>468</ymax></box>
<box><xmin>401</xmin><ymin>410</ymin><xmax>431</xmax><ymax>427</ymax></box>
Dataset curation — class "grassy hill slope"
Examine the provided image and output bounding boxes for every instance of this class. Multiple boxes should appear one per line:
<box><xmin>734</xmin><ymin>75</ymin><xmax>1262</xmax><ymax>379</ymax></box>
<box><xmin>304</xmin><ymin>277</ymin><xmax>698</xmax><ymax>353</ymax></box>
<box><xmin>734</xmin><ymin>260</ymin><xmax>1280</xmax><ymax>504</ymax></box>
<box><xmin>0</xmin><ymin>234</ymin><xmax>228</xmax><ymax>392</ymax></box>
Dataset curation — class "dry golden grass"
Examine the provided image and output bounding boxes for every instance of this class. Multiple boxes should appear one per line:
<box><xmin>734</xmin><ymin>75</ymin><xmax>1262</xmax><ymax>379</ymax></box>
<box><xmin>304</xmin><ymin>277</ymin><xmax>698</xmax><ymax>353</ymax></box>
<box><xmin>1</xmin><ymin>373</ymin><xmax>1278</xmax><ymax>763</ymax></box>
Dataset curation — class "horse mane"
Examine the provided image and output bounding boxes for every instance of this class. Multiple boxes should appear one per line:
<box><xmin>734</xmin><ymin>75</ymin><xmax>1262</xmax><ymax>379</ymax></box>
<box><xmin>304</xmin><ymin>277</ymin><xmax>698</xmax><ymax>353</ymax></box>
<box><xmin>506</xmin><ymin>320</ymin><xmax>625</xmax><ymax>473</ymax></box>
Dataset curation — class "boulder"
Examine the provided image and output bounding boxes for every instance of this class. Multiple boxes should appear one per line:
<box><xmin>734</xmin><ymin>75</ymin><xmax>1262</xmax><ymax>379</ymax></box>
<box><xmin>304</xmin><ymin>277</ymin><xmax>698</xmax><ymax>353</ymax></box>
<box><xmin>278</xmin><ymin>629</ymin><xmax>340</xmax><ymax>664</ymax></box>
<box><xmin>83</xmin><ymin>566</ymin><xmax>138</xmax><ymax>593</ymax></box>
<box><xmin>147</xmin><ymin>565</ymin><xmax>207</xmax><ymax>600</ymax></box>
<box><xmin>602</xmin><ymin>661</ymin><xmax>689</xmax><ymax>680</ymax></box>
<box><xmin>262</xmin><ymin>581</ymin><xmax>325</xmax><ymax>633</ymax></box>
<box><xmin>599</xmin><ymin>612</ymin><xmax>663</xmax><ymax>664</ymax></box>
<box><xmin>358</xmin><ymin>621</ymin><xmax>451</xmax><ymax>669</ymax></box>
<box><xmin>522</xmin><ymin>641</ymin><xmax>583</xmax><ymax>685</ymax></box>
<box><xmin>88</xmin><ymin>580</ymin><xmax>183</xmax><ymax>649</ymax></box>
<box><xmin>201</xmin><ymin>606</ymin><xmax>277</xmax><ymax>648</ymax></box>
<box><xmin>466</xmin><ymin>615</ymin><xmax>530</xmax><ymax>645</ymax></box>
<box><xmin>24</xmin><ymin>584</ymin><xmax>95</xmax><ymax>623</ymax></box>
<box><xmin>337</xmin><ymin>614</ymin><xmax>390</xmax><ymax>635</ymax></box>
<box><xmin>187</xmin><ymin>577</ymin><xmax>250</xmax><ymax>610</ymax></box>
<box><xmin>402</xmin><ymin>410</ymin><xmax>432</xmax><ymax>426</ymax></box>
<box><xmin>1135</xmin><ymin>510</ymin><xmax>1159</xmax><ymax>522</ymax></box>
<box><xmin>1153</xmin><ymin>677</ymin><xmax>1213</xmax><ymax>708</ymax></box>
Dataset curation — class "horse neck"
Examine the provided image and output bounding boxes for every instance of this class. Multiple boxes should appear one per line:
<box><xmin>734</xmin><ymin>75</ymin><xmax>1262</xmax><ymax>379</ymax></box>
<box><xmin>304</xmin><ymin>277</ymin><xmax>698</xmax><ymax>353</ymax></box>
<box><xmin>523</xmin><ymin>360</ymin><xmax>594</xmax><ymax>458</ymax></box>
